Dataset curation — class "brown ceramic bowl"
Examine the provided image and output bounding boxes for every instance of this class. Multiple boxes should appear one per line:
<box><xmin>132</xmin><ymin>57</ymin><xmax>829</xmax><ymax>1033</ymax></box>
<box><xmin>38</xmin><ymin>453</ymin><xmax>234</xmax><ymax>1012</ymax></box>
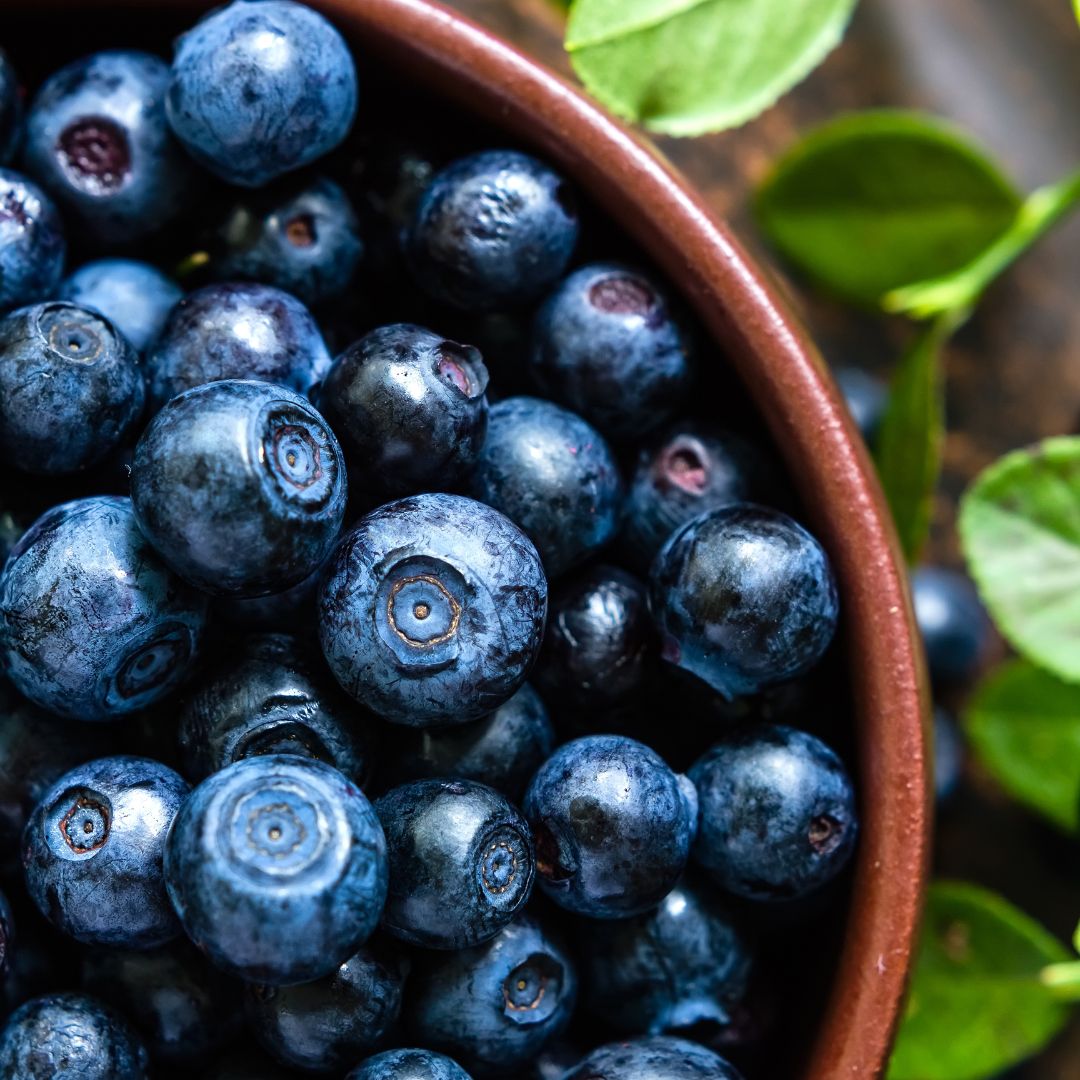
<box><xmin>8</xmin><ymin>0</ymin><xmax>930</xmax><ymax>1074</ymax></box>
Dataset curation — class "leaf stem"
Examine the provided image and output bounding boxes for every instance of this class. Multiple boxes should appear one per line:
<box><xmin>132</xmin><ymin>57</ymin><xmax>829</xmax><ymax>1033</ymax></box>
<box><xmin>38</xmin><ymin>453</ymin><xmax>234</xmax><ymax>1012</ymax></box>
<box><xmin>1040</xmin><ymin>959</ymin><xmax>1080</xmax><ymax>1002</ymax></box>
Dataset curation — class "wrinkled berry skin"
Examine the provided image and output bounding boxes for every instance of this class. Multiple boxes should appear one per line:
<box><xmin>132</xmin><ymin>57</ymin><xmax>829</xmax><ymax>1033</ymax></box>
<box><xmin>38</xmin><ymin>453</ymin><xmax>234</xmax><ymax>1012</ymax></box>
<box><xmin>178</xmin><ymin>633</ymin><xmax>377</xmax><ymax>786</ymax></box>
<box><xmin>318</xmin><ymin>324</ymin><xmax>490</xmax><ymax>497</ymax></box>
<box><xmin>470</xmin><ymin>397</ymin><xmax>622</xmax><ymax>578</ymax></box>
<box><xmin>23</xmin><ymin>51</ymin><xmax>194</xmax><ymax>243</ymax></box>
<box><xmin>145</xmin><ymin>282</ymin><xmax>330</xmax><ymax>413</ymax></box>
<box><xmin>834</xmin><ymin>367</ymin><xmax>887</xmax><ymax>445</ymax></box>
<box><xmin>246</xmin><ymin>940</ymin><xmax>407</xmax><ymax>1072</ymax></box>
<box><xmin>0</xmin><ymin>51</ymin><xmax>22</xmax><ymax>164</ymax></box>
<box><xmin>0</xmin><ymin>169</ymin><xmax>65</xmax><ymax>313</ymax></box>
<box><xmin>406</xmin><ymin>150</ymin><xmax>578</xmax><ymax>311</ymax></box>
<box><xmin>59</xmin><ymin>259</ymin><xmax>182</xmax><ymax>354</ymax></box>
<box><xmin>165</xmin><ymin>755</ymin><xmax>388</xmax><ymax>985</ymax></box>
<box><xmin>523</xmin><ymin>735</ymin><xmax>696</xmax><ymax>918</ymax></box>
<box><xmin>319</xmin><ymin>493</ymin><xmax>547</xmax><ymax>727</ymax></box>
<box><xmin>409</xmin><ymin>916</ymin><xmax>576</xmax><ymax>1076</ymax></box>
<box><xmin>562</xmin><ymin>1036</ymin><xmax>743</xmax><ymax>1080</ymax></box>
<box><xmin>375</xmin><ymin>780</ymin><xmax>534</xmax><ymax>950</ymax></box>
<box><xmin>167</xmin><ymin>0</ymin><xmax>358</xmax><ymax>187</ymax></box>
<box><xmin>0</xmin><ymin>302</ymin><xmax>144</xmax><ymax>475</ymax></box>
<box><xmin>132</xmin><ymin>380</ymin><xmax>346</xmax><ymax>597</ymax></box>
<box><xmin>911</xmin><ymin>566</ymin><xmax>990</xmax><ymax>685</ymax></box>
<box><xmin>650</xmin><ymin>505</ymin><xmax>839</xmax><ymax>700</ymax></box>
<box><xmin>348</xmin><ymin>1049</ymin><xmax>473</xmax><ymax>1080</ymax></box>
<box><xmin>531</xmin><ymin>263</ymin><xmax>691</xmax><ymax>439</ymax></box>
<box><xmin>23</xmin><ymin>756</ymin><xmax>189</xmax><ymax>948</ymax></box>
<box><xmin>0</xmin><ymin>496</ymin><xmax>209</xmax><ymax>721</ymax></box>
<box><xmin>689</xmin><ymin>725</ymin><xmax>858</xmax><ymax>901</ymax></box>
<box><xmin>0</xmin><ymin>992</ymin><xmax>149</xmax><ymax>1079</ymax></box>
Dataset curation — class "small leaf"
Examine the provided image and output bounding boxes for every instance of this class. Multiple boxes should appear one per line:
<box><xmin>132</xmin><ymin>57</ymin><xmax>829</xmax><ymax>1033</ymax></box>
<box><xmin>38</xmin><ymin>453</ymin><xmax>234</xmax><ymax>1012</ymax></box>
<box><xmin>755</xmin><ymin>111</ymin><xmax>1021</xmax><ymax>305</ymax></box>
<box><xmin>565</xmin><ymin>0</ymin><xmax>857</xmax><ymax>137</ymax></box>
<box><xmin>888</xmin><ymin>881</ymin><xmax>1071</xmax><ymax>1080</ymax></box>
<box><xmin>959</xmin><ymin>436</ymin><xmax>1080</xmax><ymax>683</ymax></box>
<box><xmin>965</xmin><ymin>659</ymin><xmax>1080</xmax><ymax>833</ymax></box>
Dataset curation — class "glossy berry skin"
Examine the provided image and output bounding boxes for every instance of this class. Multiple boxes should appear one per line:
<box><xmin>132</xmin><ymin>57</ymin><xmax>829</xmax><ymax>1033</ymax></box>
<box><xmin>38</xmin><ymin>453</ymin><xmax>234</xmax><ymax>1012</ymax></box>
<box><xmin>59</xmin><ymin>259</ymin><xmax>182</xmax><ymax>354</ymax></box>
<box><xmin>246</xmin><ymin>940</ymin><xmax>406</xmax><ymax>1072</ymax></box>
<box><xmin>406</xmin><ymin>150</ymin><xmax>578</xmax><ymax>310</ymax></box>
<box><xmin>145</xmin><ymin>281</ymin><xmax>330</xmax><ymax>413</ymax></box>
<box><xmin>178</xmin><ymin>633</ymin><xmax>378</xmax><ymax>786</ymax></box>
<box><xmin>409</xmin><ymin>916</ymin><xmax>576</xmax><ymax>1075</ymax></box>
<box><xmin>0</xmin><ymin>169</ymin><xmax>65</xmax><ymax>313</ymax></box>
<box><xmin>531</xmin><ymin>263</ymin><xmax>691</xmax><ymax>439</ymax></box>
<box><xmin>166</xmin><ymin>0</ymin><xmax>358</xmax><ymax>187</ymax></box>
<box><xmin>349</xmin><ymin>1049</ymin><xmax>473</xmax><ymax>1080</ymax></box>
<box><xmin>319</xmin><ymin>493</ymin><xmax>547</xmax><ymax>727</ymax></box>
<box><xmin>165</xmin><ymin>755</ymin><xmax>388</xmax><ymax>985</ymax></box>
<box><xmin>132</xmin><ymin>380</ymin><xmax>346</xmax><ymax>597</ymax></box>
<box><xmin>562</xmin><ymin>1036</ymin><xmax>743</xmax><ymax>1080</ymax></box>
<box><xmin>318</xmin><ymin>323</ymin><xmax>489</xmax><ymax>497</ymax></box>
<box><xmin>0</xmin><ymin>302</ymin><xmax>144</xmax><ymax>475</ymax></box>
<box><xmin>23</xmin><ymin>51</ymin><xmax>194</xmax><ymax>243</ymax></box>
<box><xmin>0</xmin><ymin>992</ymin><xmax>149</xmax><ymax>1079</ymax></box>
<box><xmin>375</xmin><ymin>779</ymin><xmax>535</xmax><ymax>950</ymax></box>
<box><xmin>469</xmin><ymin>397</ymin><xmax>622</xmax><ymax>578</ymax></box>
<box><xmin>0</xmin><ymin>496</ymin><xmax>208</xmax><ymax>721</ymax></box>
<box><xmin>523</xmin><ymin>735</ymin><xmax>696</xmax><ymax>918</ymax></box>
<box><xmin>834</xmin><ymin>367</ymin><xmax>887</xmax><ymax>445</ymax></box>
<box><xmin>0</xmin><ymin>51</ymin><xmax>21</xmax><ymax>164</ymax></box>
<box><xmin>911</xmin><ymin>566</ymin><xmax>990</xmax><ymax>685</ymax></box>
<box><xmin>689</xmin><ymin>725</ymin><xmax>858</xmax><ymax>901</ymax></box>
<box><xmin>651</xmin><ymin>504</ymin><xmax>839</xmax><ymax>700</ymax></box>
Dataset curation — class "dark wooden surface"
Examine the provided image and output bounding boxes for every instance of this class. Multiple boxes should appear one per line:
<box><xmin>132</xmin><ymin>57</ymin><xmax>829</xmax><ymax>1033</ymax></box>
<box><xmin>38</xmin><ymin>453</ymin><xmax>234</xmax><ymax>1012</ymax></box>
<box><xmin>446</xmin><ymin>1</ymin><xmax>1080</xmax><ymax>1074</ymax></box>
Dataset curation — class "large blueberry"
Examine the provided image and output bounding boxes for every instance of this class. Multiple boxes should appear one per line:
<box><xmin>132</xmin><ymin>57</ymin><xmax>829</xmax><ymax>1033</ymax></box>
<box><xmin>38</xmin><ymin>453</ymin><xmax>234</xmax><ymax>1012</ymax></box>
<box><xmin>348</xmin><ymin>1049</ymin><xmax>473</xmax><ymax>1080</ymax></box>
<box><xmin>469</xmin><ymin>397</ymin><xmax>622</xmax><ymax>578</ymax></box>
<box><xmin>689</xmin><ymin>725</ymin><xmax>858</xmax><ymax>901</ymax></box>
<box><xmin>131</xmin><ymin>380</ymin><xmax>346</xmax><ymax>597</ymax></box>
<box><xmin>408</xmin><ymin>916</ymin><xmax>576</xmax><ymax>1075</ymax></box>
<box><xmin>23</xmin><ymin>51</ymin><xmax>195</xmax><ymax>243</ymax></box>
<box><xmin>0</xmin><ymin>302</ymin><xmax>144</xmax><ymax>475</ymax></box>
<box><xmin>145</xmin><ymin>281</ymin><xmax>330</xmax><ymax>412</ymax></box>
<box><xmin>318</xmin><ymin>493</ymin><xmax>547</xmax><ymax>726</ymax></box>
<box><xmin>562</xmin><ymin>1036</ymin><xmax>743</xmax><ymax>1080</ymax></box>
<box><xmin>167</xmin><ymin>0</ymin><xmax>358</xmax><ymax>187</ymax></box>
<box><xmin>911</xmin><ymin>565</ymin><xmax>990</xmax><ymax>685</ymax></box>
<box><xmin>0</xmin><ymin>51</ymin><xmax>21</xmax><ymax>164</ymax></box>
<box><xmin>165</xmin><ymin>755</ymin><xmax>388</xmax><ymax>985</ymax></box>
<box><xmin>0</xmin><ymin>168</ymin><xmax>65</xmax><ymax>313</ymax></box>
<box><xmin>0</xmin><ymin>496</ymin><xmax>208</xmax><ymax>721</ymax></box>
<box><xmin>318</xmin><ymin>324</ymin><xmax>489</xmax><ymax>497</ymax></box>
<box><xmin>405</xmin><ymin>150</ymin><xmax>578</xmax><ymax>311</ymax></box>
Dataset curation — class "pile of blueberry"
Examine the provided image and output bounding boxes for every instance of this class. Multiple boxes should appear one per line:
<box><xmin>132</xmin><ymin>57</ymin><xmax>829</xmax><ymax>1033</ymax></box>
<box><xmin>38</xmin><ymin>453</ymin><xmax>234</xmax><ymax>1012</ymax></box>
<box><xmin>0</xmin><ymin>3</ymin><xmax>860</xmax><ymax>1078</ymax></box>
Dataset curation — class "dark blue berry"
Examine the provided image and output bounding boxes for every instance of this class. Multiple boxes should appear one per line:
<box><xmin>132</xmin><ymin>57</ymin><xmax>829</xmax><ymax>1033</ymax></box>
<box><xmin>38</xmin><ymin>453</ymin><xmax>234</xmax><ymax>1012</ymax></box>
<box><xmin>911</xmin><ymin>565</ymin><xmax>990</xmax><ymax>685</ymax></box>
<box><xmin>834</xmin><ymin>367</ymin><xmax>887</xmax><ymax>444</ymax></box>
<box><xmin>348</xmin><ymin>1049</ymin><xmax>473</xmax><ymax>1080</ymax></box>
<box><xmin>562</xmin><ymin>1036</ymin><xmax>743</xmax><ymax>1080</ymax></box>
<box><xmin>0</xmin><ymin>50</ymin><xmax>22</xmax><ymax>164</ymax></box>
<box><xmin>934</xmin><ymin>707</ymin><xmax>964</xmax><ymax>804</ymax></box>
<box><xmin>0</xmin><ymin>168</ymin><xmax>65</xmax><ymax>313</ymax></box>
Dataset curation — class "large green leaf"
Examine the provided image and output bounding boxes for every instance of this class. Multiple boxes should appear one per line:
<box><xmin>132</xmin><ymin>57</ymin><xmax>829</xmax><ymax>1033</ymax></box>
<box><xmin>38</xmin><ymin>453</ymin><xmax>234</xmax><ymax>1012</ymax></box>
<box><xmin>565</xmin><ymin>0</ymin><xmax>857</xmax><ymax>136</ymax></box>
<box><xmin>755</xmin><ymin>111</ymin><xmax>1021</xmax><ymax>305</ymax></box>
<box><xmin>888</xmin><ymin>881</ymin><xmax>1071</xmax><ymax>1080</ymax></box>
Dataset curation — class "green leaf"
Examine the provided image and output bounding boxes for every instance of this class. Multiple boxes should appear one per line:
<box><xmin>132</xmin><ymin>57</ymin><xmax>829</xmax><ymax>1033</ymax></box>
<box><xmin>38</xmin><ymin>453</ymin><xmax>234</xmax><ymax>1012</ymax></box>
<box><xmin>960</xmin><ymin>436</ymin><xmax>1080</xmax><ymax>683</ymax></box>
<box><xmin>965</xmin><ymin>659</ymin><xmax>1080</xmax><ymax>833</ymax></box>
<box><xmin>565</xmin><ymin>0</ymin><xmax>857</xmax><ymax>137</ymax></box>
<box><xmin>755</xmin><ymin>111</ymin><xmax>1021</xmax><ymax>305</ymax></box>
<box><xmin>888</xmin><ymin>881</ymin><xmax>1071</xmax><ymax>1080</ymax></box>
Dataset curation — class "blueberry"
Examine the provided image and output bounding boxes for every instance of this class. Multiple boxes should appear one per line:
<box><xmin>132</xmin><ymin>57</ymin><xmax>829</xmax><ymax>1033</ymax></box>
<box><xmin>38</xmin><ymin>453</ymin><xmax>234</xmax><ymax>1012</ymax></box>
<box><xmin>469</xmin><ymin>397</ymin><xmax>622</xmax><ymax>578</ymax></box>
<box><xmin>131</xmin><ymin>380</ymin><xmax>346</xmax><ymax>597</ymax></box>
<box><xmin>375</xmin><ymin>779</ymin><xmax>534</xmax><ymax>949</ymax></box>
<box><xmin>165</xmin><ymin>755</ymin><xmax>387</xmax><ymax>985</ymax></box>
<box><xmin>22</xmin><ymin>755</ymin><xmax>189</xmax><ymax>948</ymax></box>
<box><xmin>317</xmin><ymin>324</ymin><xmax>490</xmax><ymax>497</ymax></box>
<box><xmin>689</xmin><ymin>725</ymin><xmax>858</xmax><ymax>901</ymax></box>
<box><xmin>408</xmin><ymin>916</ymin><xmax>576</xmax><ymax>1075</ymax></box>
<box><xmin>406</xmin><ymin>150</ymin><xmax>578</xmax><ymax>310</ymax></box>
<box><xmin>348</xmin><ymin>1049</ymin><xmax>473</xmax><ymax>1080</ymax></box>
<box><xmin>933</xmin><ymin>707</ymin><xmax>964</xmax><ymax>804</ymax></box>
<box><xmin>23</xmin><ymin>51</ymin><xmax>195</xmax><ymax>243</ymax></box>
<box><xmin>167</xmin><ymin>0</ymin><xmax>358</xmax><ymax>187</ymax></box>
<box><xmin>834</xmin><ymin>367</ymin><xmax>887</xmax><ymax>445</ymax></box>
<box><xmin>0</xmin><ymin>992</ymin><xmax>149</xmax><ymax>1079</ymax></box>
<box><xmin>0</xmin><ymin>302</ymin><xmax>144</xmax><ymax>475</ymax></box>
<box><xmin>0</xmin><ymin>50</ymin><xmax>22</xmax><ymax>164</ymax></box>
<box><xmin>562</xmin><ymin>1036</ymin><xmax>743</xmax><ymax>1080</ymax></box>
<box><xmin>523</xmin><ymin>735</ymin><xmax>696</xmax><ymax>918</ymax></box>
<box><xmin>531</xmin><ymin>263</ymin><xmax>692</xmax><ymax>439</ymax></box>
<box><xmin>145</xmin><ymin>281</ymin><xmax>330</xmax><ymax>413</ymax></box>
<box><xmin>0</xmin><ymin>496</ymin><xmax>208</xmax><ymax>721</ymax></box>
<box><xmin>178</xmin><ymin>632</ymin><xmax>378</xmax><ymax>786</ymax></box>
<box><xmin>0</xmin><ymin>168</ymin><xmax>65</xmax><ymax>313</ymax></box>
<box><xmin>318</xmin><ymin>493</ymin><xmax>547</xmax><ymax>726</ymax></box>
<box><xmin>58</xmin><ymin>259</ymin><xmax>182</xmax><ymax>354</ymax></box>
<box><xmin>246</xmin><ymin>940</ymin><xmax>407</xmax><ymax>1071</ymax></box>
<box><xmin>911</xmin><ymin>565</ymin><xmax>990</xmax><ymax>685</ymax></box>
